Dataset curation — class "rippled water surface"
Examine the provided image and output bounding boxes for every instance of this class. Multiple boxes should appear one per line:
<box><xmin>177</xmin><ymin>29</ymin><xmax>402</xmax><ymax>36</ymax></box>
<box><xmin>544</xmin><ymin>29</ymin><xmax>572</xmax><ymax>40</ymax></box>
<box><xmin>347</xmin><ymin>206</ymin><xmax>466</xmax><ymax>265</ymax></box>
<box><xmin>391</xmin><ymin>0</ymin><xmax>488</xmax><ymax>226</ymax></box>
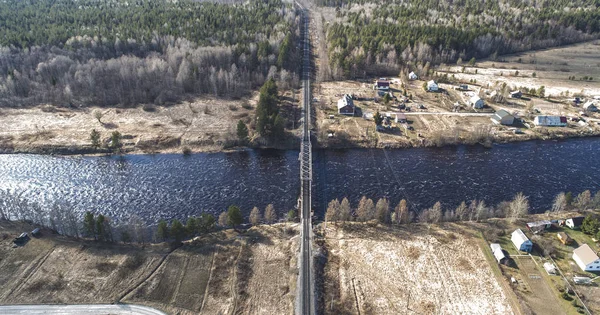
<box><xmin>0</xmin><ymin>138</ymin><xmax>599</xmax><ymax>223</ymax></box>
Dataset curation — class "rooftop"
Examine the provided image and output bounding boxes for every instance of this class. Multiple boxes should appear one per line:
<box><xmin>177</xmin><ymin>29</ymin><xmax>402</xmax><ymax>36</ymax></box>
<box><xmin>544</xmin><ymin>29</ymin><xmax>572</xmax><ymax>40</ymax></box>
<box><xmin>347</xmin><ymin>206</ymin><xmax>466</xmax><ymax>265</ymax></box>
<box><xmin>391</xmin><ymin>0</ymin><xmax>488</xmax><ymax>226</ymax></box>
<box><xmin>573</xmin><ymin>244</ymin><xmax>599</xmax><ymax>265</ymax></box>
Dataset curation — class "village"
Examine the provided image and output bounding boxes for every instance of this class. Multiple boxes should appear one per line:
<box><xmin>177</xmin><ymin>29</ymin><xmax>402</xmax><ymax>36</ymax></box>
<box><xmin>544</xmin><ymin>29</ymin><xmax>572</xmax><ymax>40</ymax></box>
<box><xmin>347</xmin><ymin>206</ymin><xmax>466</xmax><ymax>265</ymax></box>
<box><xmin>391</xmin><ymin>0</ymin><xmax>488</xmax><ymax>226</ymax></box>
<box><xmin>314</xmin><ymin>41</ymin><xmax>600</xmax><ymax>149</ymax></box>
<box><xmin>485</xmin><ymin>213</ymin><xmax>600</xmax><ymax>314</ymax></box>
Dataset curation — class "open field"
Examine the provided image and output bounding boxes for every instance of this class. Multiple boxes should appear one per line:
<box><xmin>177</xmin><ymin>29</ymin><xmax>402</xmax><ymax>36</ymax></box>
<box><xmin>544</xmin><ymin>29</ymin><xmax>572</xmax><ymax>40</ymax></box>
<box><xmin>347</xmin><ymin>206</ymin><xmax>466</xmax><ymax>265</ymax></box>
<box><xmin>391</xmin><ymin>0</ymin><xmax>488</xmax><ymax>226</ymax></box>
<box><xmin>318</xmin><ymin>223</ymin><xmax>514</xmax><ymax>314</ymax></box>
<box><xmin>446</xmin><ymin>40</ymin><xmax>600</xmax><ymax>98</ymax></box>
<box><xmin>0</xmin><ymin>90</ymin><xmax>301</xmax><ymax>155</ymax></box>
<box><xmin>0</xmin><ymin>220</ymin><xmax>298</xmax><ymax>314</ymax></box>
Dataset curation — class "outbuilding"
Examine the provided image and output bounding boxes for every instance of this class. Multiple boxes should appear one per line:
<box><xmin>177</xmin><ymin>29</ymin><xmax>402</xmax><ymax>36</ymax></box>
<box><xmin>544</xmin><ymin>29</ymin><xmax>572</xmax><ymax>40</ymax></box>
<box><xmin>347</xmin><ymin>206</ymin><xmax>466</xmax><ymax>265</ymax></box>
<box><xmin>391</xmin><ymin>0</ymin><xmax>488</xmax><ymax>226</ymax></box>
<box><xmin>526</xmin><ymin>220</ymin><xmax>552</xmax><ymax>234</ymax></box>
<box><xmin>511</xmin><ymin>229</ymin><xmax>533</xmax><ymax>252</ymax></box>
<box><xmin>510</xmin><ymin>90</ymin><xmax>522</xmax><ymax>99</ymax></box>
<box><xmin>573</xmin><ymin>244</ymin><xmax>600</xmax><ymax>272</ymax></box>
<box><xmin>469</xmin><ymin>96</ymin><xmax>484</xmax><ymax>109</ymax></box>
<box><xmin>408</xmin><ymin>72</ymin><xmax>418</xmax><ymax>80</ymax></box>
<box><xmin>337</xmin><ymin>94</ymin><xmax>355</xmax><ymax>116</ymax></box>
<box><xmin>491</xmin><ymin>109</ymin><xmax>515</xmax><ymax>125</ymax></box>
<box><xmin>533</xmin><ymin>116</ymin><xmax>567</xmax><ymax>127</ymax></box>
<box><xmin>583</xmin><ymin>101</ymin><xmax>598</xmax><ymax>112</ymax></box>
<box><xmin>427</xmin><ymin>80</ymin><xmax>438</xmax><ymax>92</ymax></box>
<box><xmin>557</xmin><ymin>232</ymin><xmax>573</xmax><ymax>245</ymax></box>
<box><xmin>566</xmin><ymin>216</ymin><xmax>585</xmax><ymax>229</ymax></box>
<box><xmin>490</xmin><ymin>243</ymin><xmax>508</xmax><ymax>264</ymax></box>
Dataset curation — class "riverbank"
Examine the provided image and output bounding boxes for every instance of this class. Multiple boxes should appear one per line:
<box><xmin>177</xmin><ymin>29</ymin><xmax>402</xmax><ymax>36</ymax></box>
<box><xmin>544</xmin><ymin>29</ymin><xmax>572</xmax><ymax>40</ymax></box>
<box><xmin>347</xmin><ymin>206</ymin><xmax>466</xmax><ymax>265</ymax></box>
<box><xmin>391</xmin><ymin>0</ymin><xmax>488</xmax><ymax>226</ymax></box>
<box><xmin>1</xmin><ymin>106</ymin><xmax>599</xmax><ymax>155</ymax></box>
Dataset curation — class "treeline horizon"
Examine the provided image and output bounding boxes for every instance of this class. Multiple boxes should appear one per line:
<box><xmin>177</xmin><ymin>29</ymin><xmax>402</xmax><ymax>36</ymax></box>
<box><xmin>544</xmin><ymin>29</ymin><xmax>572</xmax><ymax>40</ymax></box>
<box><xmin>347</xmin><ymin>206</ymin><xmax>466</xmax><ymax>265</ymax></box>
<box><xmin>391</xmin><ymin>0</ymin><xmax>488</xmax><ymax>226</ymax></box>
<box><xmin>0</xmin><ymin>0</ymin><xmax>301</xmax><ymax>108</ymax></box>
<box><xmin>318</xmin><ymin>0</ymin><xmax>600</xmax><ymax>80</ymax></box>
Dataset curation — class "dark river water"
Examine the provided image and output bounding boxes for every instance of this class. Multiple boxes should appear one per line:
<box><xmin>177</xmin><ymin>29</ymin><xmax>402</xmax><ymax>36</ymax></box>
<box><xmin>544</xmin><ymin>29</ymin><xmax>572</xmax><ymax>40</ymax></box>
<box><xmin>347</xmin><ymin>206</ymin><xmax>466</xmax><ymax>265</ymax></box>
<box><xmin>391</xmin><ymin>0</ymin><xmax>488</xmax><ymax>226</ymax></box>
<box><xmin>0</xmin><ymin>138</ymin><xmax>599</xmax><ymax>223</ymax></box>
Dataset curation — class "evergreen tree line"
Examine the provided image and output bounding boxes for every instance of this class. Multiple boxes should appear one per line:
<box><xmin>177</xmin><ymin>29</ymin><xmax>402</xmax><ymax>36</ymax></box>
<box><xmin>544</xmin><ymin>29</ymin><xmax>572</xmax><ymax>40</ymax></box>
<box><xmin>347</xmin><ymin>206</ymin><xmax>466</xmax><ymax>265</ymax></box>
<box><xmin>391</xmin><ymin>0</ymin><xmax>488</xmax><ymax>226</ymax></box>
<box><xmin>0</xmin><ymin>0</ymin><xmax>301</xmax><ymax>108</ymax></box>
<box><xmin>319</xmin><ymin>0</ymin><xmax>600</xmax><ymax>80</ymax></box>
<box><xmin>325</xmin><ymin>190</ymin><xmax>600</xmax><ymax>225</ymax></box>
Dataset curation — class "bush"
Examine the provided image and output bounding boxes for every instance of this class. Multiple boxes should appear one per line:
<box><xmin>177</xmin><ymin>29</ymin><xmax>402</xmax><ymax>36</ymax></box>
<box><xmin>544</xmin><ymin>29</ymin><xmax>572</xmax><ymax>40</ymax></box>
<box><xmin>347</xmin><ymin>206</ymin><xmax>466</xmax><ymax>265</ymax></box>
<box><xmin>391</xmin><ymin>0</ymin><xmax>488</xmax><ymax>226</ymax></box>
<box><xmin>142</xmin><ymin>104</ymin><xmax>156</xmax><ymax>112</ymax></box>
<box><xmin>182</xmin><ymin>146</ymin><xmax>191</xmax><ymax>155</ymax></box>
<box><xmin>562</xmin><ymin>292</ymin><xmax>573</xmax><ymax>301</ymax></box>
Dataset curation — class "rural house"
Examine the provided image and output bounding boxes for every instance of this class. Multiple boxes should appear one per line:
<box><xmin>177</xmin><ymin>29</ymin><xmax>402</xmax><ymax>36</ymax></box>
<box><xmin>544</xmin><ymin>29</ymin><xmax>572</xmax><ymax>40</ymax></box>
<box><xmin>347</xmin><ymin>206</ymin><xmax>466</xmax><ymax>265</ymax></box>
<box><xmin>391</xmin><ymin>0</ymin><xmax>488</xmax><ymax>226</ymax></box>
<box><xmin>427</xmin><ymin>80</ymin><xmax>438</xmax><ymax>92</ymax></box>
<box><xmin>573</xmin><ymin>244</ymin><xmax>600</xmax><ymax>272</ymax></box>
<box><xmin>491</xmin><ymin>109</ymin><xmax>514</xmax><ymax>125</ymax></box>
<box><xmin>490</xmin><ymin>243</ymin><xmax>508</xmax><ymax>264</ymax></box>
<box><xmin>337</xmin><ymin>94</ymin><xmax>355</xmax><ymax>116</ymax></box>
<box><xmin>583</xmin><ymin>101</ymin><xmax>598</xmax><ymax>112</ymax></box>
<box><xmin>510</xmin><ymin>90</ymin><xmax>522</xmax><ymax>99</ymax></box>
<box><xmin>566</xmin><ymin>216</ymin><xmax>585</xmax><ymax>229</ymax></box>
<box><xmin>557</xmin><ymin>232</ymin><xmax>573</xmax><ymax>245</ymax></box>
<box><xmin>408</xmin><ymin>72</ymin><xmax>418</xmax><ymax>80</ymax></box>
<box><xmin>374</xmin><ymin>79</ymin><xmax>390</xmax><ymax>91</ymax></box>
<box><xmin>533</xmin><ymin>116</ymin><xmax>567</xmax><ymax>127</ymax></box>
<box><xmin>511</xmin><ymin>229</ymin><xmax>533</xmax><ymax>252</ymax></box>
<box><xmin>526</xmin><ymin>220</ymin><xmax>552</xmax><ymax>234</ymax></box>
<box><xmin>469</xmin><ymin>96</ymin><xmax>484</xmax><ymax>109</ymax></box>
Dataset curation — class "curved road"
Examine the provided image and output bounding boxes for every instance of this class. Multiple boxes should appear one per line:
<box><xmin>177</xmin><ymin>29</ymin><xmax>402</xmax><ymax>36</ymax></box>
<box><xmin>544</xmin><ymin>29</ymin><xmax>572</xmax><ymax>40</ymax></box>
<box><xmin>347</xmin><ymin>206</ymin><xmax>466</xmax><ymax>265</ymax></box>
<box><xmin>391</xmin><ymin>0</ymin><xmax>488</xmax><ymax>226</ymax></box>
<box><xmin>0</xmin><ymin>304</ymin><xmax>166</xmax><ymax>315</ymax></box>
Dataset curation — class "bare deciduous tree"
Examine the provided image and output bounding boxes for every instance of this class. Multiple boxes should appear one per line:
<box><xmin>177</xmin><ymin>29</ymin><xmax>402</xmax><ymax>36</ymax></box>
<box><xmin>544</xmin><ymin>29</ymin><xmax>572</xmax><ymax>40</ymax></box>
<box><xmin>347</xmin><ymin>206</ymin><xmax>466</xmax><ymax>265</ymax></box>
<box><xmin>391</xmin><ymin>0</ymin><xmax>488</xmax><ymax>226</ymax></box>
<box><xmin>394</xmin><ymin>199</ymin><xmax>409</xmax><ymax>224</ymax></box>
<box><xmin>552</xmin><ymin>192</ymin><xmax>566</xmax><ymax>213</ymax></box>
<box><xmin>249</xmin><ymin>206</ymin><xmax>262</xmax><ymax>226</ymax></box>
<box><xmin>339</xmin><ymin>198</ymin><xmax>352</xmax><ymax>222</ymax></box>
<box><xmin>326</xmin><ymin>199</ymin><xmax>340</xmax><ymax>223</ymax></box>
<box><xmin>509</xmin><ymin>193</ymin><xmax>529</xmax><ymax>223</ymax></box>
<box><xmin>455</xmin><ymin>201</ymin><xmax>468</xmax><ymax>221</ymax></box>
<box><xmin>375</xmin><ymin>198</ymin><xmax>390</xmax><ymax>224</ymax></box>
<box><xmin>218</xmin><ymin>211</ymin><xmax>228</xmax><ymax>227</ymax></box>
<box><xmin>264</xmin><ymin>204</ymin><xmax>277</xmax><ymax>224</ymax></box>
<box><xmin>429</xmin><ymin>201</ymin><xmax>443</xmax><ymax>223</ymax></box>
<box><xmin>575</xmin><ymin>190</ymin><xmax>592</xmax><ymax>210</ymax></box>
<box><xmin>356</xmin><ymin>196</ymin><xmax>374</xmax><ymax>222</ymax></box>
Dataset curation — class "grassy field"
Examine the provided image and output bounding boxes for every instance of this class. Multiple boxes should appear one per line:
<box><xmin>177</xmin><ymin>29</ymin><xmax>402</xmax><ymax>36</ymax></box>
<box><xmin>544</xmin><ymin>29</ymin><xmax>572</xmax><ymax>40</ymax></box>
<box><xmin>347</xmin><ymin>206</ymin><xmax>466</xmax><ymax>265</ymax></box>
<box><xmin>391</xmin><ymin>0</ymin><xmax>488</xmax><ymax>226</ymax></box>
<box><xmin>318</xmin><ymin>223</ymin><xmax>514</xmax><ymax>314</ymax></box>
<box><xmin>0</xmin><ymin>220</ymin><xmax>299</xmax><ymax>314</ymax></box>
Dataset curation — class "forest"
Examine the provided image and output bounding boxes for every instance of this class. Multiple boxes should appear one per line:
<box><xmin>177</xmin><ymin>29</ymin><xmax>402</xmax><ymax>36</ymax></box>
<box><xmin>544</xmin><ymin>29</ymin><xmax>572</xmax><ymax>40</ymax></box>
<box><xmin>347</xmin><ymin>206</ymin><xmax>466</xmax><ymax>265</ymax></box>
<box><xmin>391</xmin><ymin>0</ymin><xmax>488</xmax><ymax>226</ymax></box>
<box><xmin>0</xmin><ymin>0</ymin><xmax>300</xmax><ymax>107</ymax></box>
<box><xmin>319</xmin><ymin>0</ymin><xmax>600</xmax><ymax>80</ymax></box>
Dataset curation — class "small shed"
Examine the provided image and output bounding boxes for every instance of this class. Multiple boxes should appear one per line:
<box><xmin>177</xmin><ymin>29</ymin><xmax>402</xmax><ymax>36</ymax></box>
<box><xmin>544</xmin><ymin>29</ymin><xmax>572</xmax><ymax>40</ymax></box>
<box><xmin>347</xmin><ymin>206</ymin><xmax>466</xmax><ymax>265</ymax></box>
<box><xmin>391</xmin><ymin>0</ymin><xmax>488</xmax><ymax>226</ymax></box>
<box><xmin>557</xmin><ymin>232</ymin><xmax>572</xmax><ymax>245</ymax></box>
<box><xmin>526</xmin><ymin>220</ymin><xmax>552</xmax><ymax>234</ymax></box>
<box><xmin>427</xmin><ymin>80</ymin><xmax>438</xmax><ymax>92</ymax></box>
<box><xmin>533</xmin><ymin>116</ymin><xmax>567</xmax><ymax>127</ymax></box>
<box><xmin>337</xmin><ymin>94</ymin><xmax>355</xmax><ymax>116</ymax></box>
<box><xmin>543</xmin><ymin>262</ymin><xmax>557</xmax><ymax>275</ymax></box>
<box><xmin>408</xmin><ymin>72</ymin><xmax>418</xmax><ymax>80</ymax></box>
<box><xmin>490</xmin><ymin>243</ymin><xmax>508</xmax><ymax>264</ymax></box>
<box><xmin>511</xmin><ymin>229</ymin><xmax>533</xmax><ymax>252</ymax></box>
<box><xmin>469</xmin><ymin>96</ymin><xmax>484</xmax><ymax>109</ymax></box>
<box><xmin>566</xmin><ymin>216</ymin><xmax>585</xmax><ymax>229</ymax></box>
<box><xmin>510</xmin><ymin>90</ymin><xmax>522</xmax><ymax>99</ymax></box>
<box><xmin>573</xmin><ymin>244</ymin><xmax>600</xmax><ymax>272</ymax></box>
<box><xmin>583</xmin><ymin>101</ymin><xmax>598</xmax><ymax>112</ymax></box>
<box><xmin>491</xmin><ymin>109</ymin><xmax>515</xmax><ymax>125</ymax></box>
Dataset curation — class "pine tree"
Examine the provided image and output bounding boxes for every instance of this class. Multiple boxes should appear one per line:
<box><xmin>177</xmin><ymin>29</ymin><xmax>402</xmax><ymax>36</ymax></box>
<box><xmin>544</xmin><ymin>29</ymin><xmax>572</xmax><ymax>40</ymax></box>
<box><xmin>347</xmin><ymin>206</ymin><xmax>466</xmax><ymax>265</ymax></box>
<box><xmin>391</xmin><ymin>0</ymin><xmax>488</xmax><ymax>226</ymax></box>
<box><xmin>83</xmin><ymin>211</ymin><xmax>96</xmax><ymax>240</ymax></box>
<box><xmin>375</xmin><ymin>198</ymin><xmax>390</xmax><ymax>224</ymax></box>
<box><xmin>90</xmin><ymin>129</ymin><xmax>101</xmax><ymax>149</ymax></box>
<box><xmin>264</xmin><ymin>204</ymin><xmax>277</xmax><ymax>224</ymax></box>
<box><xmin>339</xmin><ymin>198</ymin><xmax>352</xmax><ymax>222</ymax></box>
<box><xmin>237</xmin><ymin>120</ymin><xmax>249</xmax><ymax>142</ymax></box>
<box><xmin>156</xmin><ymin>219</ymin><xmax>169</xmax><ymax>241</ymax></box>
<box><xmin>227</xmin><ymin>205</ymin><xmax>243</xmax><ymax>228</ymax></box>
<box><xmin>170</xmin><ymin>219</ymin><xmax>185</xmax><ymax>242</ymax></box>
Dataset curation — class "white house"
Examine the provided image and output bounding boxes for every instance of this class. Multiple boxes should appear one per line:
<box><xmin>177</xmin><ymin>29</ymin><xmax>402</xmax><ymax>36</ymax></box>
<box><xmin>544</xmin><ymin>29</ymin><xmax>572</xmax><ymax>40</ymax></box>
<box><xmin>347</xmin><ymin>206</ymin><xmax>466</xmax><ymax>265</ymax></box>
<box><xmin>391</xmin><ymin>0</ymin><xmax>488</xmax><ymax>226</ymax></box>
<box><xmin>511</xmin><ymin>229</ymin><xmax>533</xmax><ymax>252</ymax></box>
<box><xmin>427</xmin><ymin>80</ymin><xmax>438</xmax><ymax>92</ymax></box>
<box><xmin>490</xmin><ymin>243</ymin><xmax>507</xmax><ymax>264</ymax></box>
<box><xmin>337</xmin><ymin>94</ymin><xmax>355</xmax><ymax>116</ymax></box>
<box><xmin>533</xmin><ymin>116</ymin><xmax>567</xmax><ymax>127</ymax></box>
<box><xmin>573</xmin><ymin>244</ymin><xmax>600</xmax><ymax>272</ymax></box>
<box><xmin>469</xmin><ymin>96</ymin><xmax>484</xmax><ymax>109</ymax></box>
<box><xmin>408</xmin><ymin>72</ymin><xmax>418</xmax><ymax>80</ymax></box>
<box><xmin>566</xmin><ymin>216</ymin><xmax>585</xmax><ymax>229</ymax></box>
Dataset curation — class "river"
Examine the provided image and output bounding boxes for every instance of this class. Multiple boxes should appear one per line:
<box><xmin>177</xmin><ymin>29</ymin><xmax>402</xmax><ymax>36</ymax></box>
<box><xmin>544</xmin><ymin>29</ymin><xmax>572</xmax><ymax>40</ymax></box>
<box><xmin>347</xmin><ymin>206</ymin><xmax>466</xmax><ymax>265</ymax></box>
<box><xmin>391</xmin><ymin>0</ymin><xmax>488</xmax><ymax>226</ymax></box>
<box><xmin>0</xmin><ymin>138</ymin><xmax>598</xmax><ymax>223</ymax></box>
